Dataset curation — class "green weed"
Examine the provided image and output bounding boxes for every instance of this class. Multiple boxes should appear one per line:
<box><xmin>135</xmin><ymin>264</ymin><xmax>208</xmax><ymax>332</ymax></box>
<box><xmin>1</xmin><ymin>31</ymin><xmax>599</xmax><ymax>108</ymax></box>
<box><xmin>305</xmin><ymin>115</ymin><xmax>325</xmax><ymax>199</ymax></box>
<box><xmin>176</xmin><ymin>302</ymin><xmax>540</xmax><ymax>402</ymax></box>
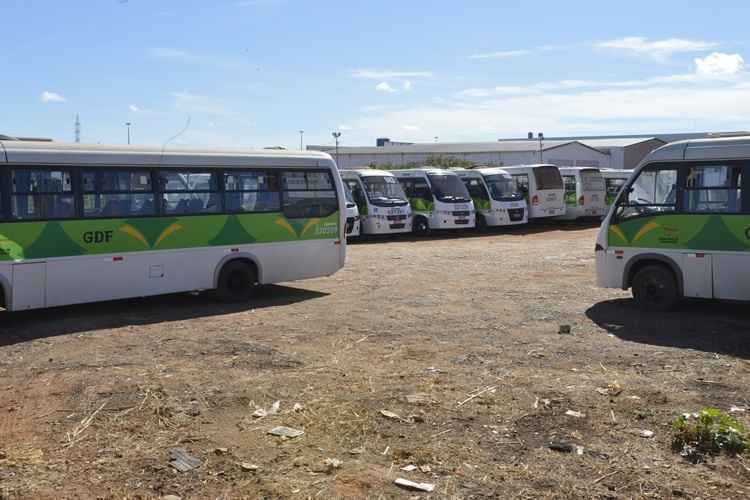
<box><xmin>671</xmin><ymin>408</ymin><xmax>748</xmax><ymax>463</ymax></box>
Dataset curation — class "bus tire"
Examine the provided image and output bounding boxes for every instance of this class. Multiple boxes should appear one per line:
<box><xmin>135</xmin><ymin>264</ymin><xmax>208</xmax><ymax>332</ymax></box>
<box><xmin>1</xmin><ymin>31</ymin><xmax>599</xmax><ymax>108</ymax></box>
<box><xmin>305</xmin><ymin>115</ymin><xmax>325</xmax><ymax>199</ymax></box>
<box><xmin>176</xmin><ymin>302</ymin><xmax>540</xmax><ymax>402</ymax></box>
<box><xmin>216</xmin><ymin>260</ymin><xmax>259</xmax><ymax>303</ymax></box>
<box><xmin>632</xmin><ymin>265</ymin><xmax>679</xmax><ymax>312</ymax></box>
<box><xmin>413</xmin><ymin>216</ymin><xmax>430</xmax><ymax>236</ymax></box>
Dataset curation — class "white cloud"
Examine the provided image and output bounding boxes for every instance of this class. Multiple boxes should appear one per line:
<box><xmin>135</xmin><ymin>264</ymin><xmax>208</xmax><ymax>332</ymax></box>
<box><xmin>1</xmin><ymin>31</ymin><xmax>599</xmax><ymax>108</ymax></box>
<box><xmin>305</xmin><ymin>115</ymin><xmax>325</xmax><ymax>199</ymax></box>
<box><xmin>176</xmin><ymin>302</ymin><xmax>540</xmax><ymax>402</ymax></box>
<box><xmin>40</xmin><ymin>91</ymin><xmax>66</xmax><ymax>103</ymax></box>
<box><xmin>468</xmin><ymin>49</ymin><xmax>532</xmax><ymax>60</ymax></box>
<box><xmin>403</xmin><ymin>80</ymin><xmax>413</xmax><ymax>91</ymax></box>
<box><xmin>695</xmin><ymin>52</ymin><xmax>745</xmax><ymax>78</ymax></box>
<box><xmin>401</xmin><ymin>125</ymin><xmax>421</xmax><ymax>131</ymax></box>
<box><xmin>352</xmin><ymin>69</ymin><xmax>433</xmax><ymax>79</ymax></box>
<box><xmin>595</xmin><ymin>36</ymin><xmax>718</xmax><ymax>61</ymax></box>
<box><xmin>375</xmin><ymin>82</ymin><xmax>397</xmax><ymax>93</ymax></box>
<box><xmin>128</xmin><ymin>104</ymin><xmax>140</xmax><ymax>112</ymax></box>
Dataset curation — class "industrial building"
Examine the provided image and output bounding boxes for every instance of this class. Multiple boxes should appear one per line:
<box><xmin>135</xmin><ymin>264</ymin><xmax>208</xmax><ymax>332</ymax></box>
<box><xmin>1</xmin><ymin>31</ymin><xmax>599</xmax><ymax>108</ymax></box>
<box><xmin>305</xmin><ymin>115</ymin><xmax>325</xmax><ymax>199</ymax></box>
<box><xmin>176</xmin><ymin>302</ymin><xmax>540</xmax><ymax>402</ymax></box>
<box><xmin>308</xmin><ymin>140</ymin><xmax>610</xmax><ymax>170</ymax></box>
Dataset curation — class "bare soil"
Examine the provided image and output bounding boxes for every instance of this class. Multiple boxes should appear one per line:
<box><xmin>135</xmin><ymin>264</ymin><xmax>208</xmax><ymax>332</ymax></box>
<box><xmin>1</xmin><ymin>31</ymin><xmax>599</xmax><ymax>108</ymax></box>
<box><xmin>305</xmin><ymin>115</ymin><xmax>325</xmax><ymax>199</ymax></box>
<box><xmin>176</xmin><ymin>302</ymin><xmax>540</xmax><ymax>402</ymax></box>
<box><xmin>1</xmin><ymin>224</ymin><xmax>749</xmax><ymax>499</ymax></box>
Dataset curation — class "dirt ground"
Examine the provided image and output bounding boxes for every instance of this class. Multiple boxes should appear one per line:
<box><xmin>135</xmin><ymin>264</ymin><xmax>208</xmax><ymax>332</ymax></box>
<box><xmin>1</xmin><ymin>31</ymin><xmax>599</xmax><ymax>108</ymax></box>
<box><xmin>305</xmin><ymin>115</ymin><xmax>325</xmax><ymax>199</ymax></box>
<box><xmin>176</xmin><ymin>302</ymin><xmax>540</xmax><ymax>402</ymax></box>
<box><xmin>1</xmin><ymin>224</ymin><xmax>749</xmax><ymax>499</ymax></box>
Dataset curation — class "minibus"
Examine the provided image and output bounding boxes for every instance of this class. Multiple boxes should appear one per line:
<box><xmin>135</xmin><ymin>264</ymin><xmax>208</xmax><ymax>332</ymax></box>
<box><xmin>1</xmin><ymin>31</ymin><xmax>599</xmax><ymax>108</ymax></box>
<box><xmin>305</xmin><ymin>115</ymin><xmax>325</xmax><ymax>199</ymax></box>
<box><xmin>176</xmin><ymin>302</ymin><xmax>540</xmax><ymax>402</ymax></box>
<box><xmin>600</xmin><ymin>169</ymin><xmax>634</xmax><ymax>207</ymax></box>
<box><xmin>554</xmin><ymin>167</ymin><xmax>607</xmax><ymax>220</ymax></box>
<box><xmin>596</xmin><ymin>136</ymin><xmax>750</xmax><ymax>311</ymax></box>
<box><xmin>0</xmin><ymin>139</ymin><xmax>347</xmax><ymax>310</ymax></box>
<box><xmin>390</xmin><ymin>168</ymin><xmax>475</xmax><ymax>234</ymax></box>
<box><xmin>343</xmin><ymin>183</ymin><xmax>360</xmax><ymax>237</ymax></box>
<box><xmin>340</xmin><ymin>169</ymin><xmax>412</xmax><ymax>235</ymax></box>
<box><xmin>454</xmin><ymin>168</ymin><xmax>528</xmax><ymax>228</ymax></box>
<box><xmin>502</xmin><ymin>165</ymin><xmax>566</xmax><ymax>219</ymax></box>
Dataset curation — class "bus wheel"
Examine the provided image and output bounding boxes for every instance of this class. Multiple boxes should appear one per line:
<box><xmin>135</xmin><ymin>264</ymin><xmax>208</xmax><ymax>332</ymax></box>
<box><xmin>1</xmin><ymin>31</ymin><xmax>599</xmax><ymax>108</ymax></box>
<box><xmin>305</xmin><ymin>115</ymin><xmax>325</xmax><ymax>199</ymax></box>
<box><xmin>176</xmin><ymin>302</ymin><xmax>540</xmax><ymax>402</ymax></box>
<box><xmin>216</xmin><ymin>260</ymin><xmax>259</xmax><ymax>302</ymax></box>
<box><xmin>632</xmin><ymin>265</ymin><xmax>679</xmax><ymax>312</ymax></box>
<box><xmin>413</xmin><ymin>217</ymin><xmax>430</xmax><ymax>236</ymax></box>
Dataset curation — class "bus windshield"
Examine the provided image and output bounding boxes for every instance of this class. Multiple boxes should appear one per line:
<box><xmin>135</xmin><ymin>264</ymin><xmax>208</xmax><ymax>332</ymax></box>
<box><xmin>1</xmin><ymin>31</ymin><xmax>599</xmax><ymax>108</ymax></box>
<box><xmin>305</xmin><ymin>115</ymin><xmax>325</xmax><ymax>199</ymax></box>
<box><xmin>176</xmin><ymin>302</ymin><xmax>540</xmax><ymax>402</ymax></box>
<box><xmin>533</xmin><ymin>166</ymin><xmax>563</xmax><ymax>190</ymax></box>
<box><xmin>362</xmin><ymin>176</ymin><xmax>409</xmax><ymax>206</ymax></box>
<box><xmin>344</xmin><ymin>183</ymin><xmax>356</xmax><ymax>207</ymax></box>
<box><xmin>427</xmin><ymin>174</ymin><xmax>472</xmax><ymax>203</ymax></box>
<box><xmin>483</xmin><ymin>174</ymin><xmax>523</xmax><ymax>201</ymax></box>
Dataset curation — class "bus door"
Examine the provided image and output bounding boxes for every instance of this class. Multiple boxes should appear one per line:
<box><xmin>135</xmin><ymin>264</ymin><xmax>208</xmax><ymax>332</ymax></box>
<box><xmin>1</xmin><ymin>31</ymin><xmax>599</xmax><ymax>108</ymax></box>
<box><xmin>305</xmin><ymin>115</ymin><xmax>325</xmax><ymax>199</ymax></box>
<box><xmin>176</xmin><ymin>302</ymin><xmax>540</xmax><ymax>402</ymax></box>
<box><xmin>12</xmin><ymin>262</ymin><xmax>46</xmax><ymax>310</ymax></box>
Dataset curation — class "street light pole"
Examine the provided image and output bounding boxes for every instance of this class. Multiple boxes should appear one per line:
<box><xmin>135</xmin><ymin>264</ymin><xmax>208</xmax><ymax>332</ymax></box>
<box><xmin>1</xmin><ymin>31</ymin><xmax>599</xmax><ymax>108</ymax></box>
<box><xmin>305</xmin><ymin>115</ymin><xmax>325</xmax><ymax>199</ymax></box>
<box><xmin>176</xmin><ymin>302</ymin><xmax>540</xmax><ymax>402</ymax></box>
<box><xmin>332</xmin><ymin>131</ymin><xmax>342</xmax><ymax>167</ymax></box>
<box><xmin>125</xmin><ymin>122</ymin><xmax>132</xmax><ymax>145</ymax></box>
<box><xmin>299</xmin><ymin>130</ymin><xmax>304</xmax><ymax>150</ymax></box>
<box><xmin>538</xmin><ymin>132</ymin><xmax>544</xmax><ymax>163</ymax></box>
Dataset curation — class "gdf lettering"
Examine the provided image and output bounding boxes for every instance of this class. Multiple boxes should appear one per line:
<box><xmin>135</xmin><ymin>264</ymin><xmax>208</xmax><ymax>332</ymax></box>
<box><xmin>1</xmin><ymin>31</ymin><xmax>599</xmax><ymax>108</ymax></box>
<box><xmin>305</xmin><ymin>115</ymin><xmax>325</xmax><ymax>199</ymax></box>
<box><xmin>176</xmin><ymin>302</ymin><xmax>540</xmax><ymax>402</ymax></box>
<box><xmin>83</xmin><ymin>230</ymin><xmax>114</xmax><ymax>244</ymax></box>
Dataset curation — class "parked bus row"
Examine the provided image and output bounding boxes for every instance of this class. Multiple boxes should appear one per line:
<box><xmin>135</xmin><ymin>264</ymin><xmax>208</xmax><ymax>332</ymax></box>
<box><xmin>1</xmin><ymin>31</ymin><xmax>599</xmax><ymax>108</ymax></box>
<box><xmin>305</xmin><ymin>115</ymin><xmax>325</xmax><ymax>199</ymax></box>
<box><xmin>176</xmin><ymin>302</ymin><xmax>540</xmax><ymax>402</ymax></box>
<box><xmin>340</xmin><ymin>165</ymin><xmax>634</xmax><ymax>237</ymax></box>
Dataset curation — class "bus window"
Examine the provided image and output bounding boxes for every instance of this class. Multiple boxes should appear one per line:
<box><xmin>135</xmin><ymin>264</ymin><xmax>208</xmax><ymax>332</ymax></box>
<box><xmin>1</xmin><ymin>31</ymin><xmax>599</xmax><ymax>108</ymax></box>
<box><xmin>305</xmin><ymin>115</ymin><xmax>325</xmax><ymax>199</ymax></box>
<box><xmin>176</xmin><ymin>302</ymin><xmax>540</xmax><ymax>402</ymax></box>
<box><xmin>563</xmin><ymin>175</ymin><xmax>577</xmax><ymax>205</ymax></box>
<box><xmin>616</xmin><ymin>167</ymin><xmax>677</xmax><ymax>220</ymax></box>
<box><xmin>224</xmin><ymin>171</ymin><xmax>280</xmax><ymax>213</ymax></box>
<box><xmin>683</xmin><ymin>165</ymin><xmax>743</xmax><ymax>213</ymax></box>
<box><xmin>83</xmin><ymin>170</ymin><xmax>155</xmax><ymax>217</ymax></box>
<box><xmin>281</xmin><ymin>171</ymin><xmax>338</xmax><ymax>219</ymax></box>
<box><xmin>158</xmin><ymin>171</ymin><xmax>220</xmax><ymax>214</ymax></box>
<box><xmin>400</xmin><ymin>178</ymin><xmax>432</xmax><ymax>202</ymax></box>
<box><xmin>512</xmin><ymin>174</ymin><xmax>530</xmax><ymax>201</ymax></box>
<box><xmin>533</xmin><ymin>166</ymin><xmax>563</xmax><ymax>190</ymax></box>
<box><xmin>11</xmin><ymin>169</ymin><xmax>75</xmax><ymax>220</ymax></box>
<box><xmin>464</xmin><ymin>178</ymin><xmax>489</xmax><ymax>201</ymax></box>
<box><xmin>344</xmin><ymin>179</ymin><xmax>367</xmax><ymax>212</ymax></box>
<box><xmin>605</xmin><ymin>178</ymin><xmax>626</xmax><ymax>205</ymax></box>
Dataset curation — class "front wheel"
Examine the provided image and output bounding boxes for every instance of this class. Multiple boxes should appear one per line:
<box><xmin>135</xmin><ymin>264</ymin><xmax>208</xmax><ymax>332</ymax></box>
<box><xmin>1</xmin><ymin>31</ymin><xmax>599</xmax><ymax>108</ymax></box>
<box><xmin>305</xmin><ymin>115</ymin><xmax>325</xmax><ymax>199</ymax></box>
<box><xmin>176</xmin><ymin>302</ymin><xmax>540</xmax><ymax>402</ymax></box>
<box><xmin>216</xmin><ymin>261</ymin><xmax>259</xmax><ymax>302</ymax></box>
<box><xmin>413</xmin><ymin>217</ymin><xmax>430</xmax><ymax>236</ymax></box>
<box><xmin>632</xmin><ymin>265</ymin><xmax>679</xmax><ymax>312</ymax></box>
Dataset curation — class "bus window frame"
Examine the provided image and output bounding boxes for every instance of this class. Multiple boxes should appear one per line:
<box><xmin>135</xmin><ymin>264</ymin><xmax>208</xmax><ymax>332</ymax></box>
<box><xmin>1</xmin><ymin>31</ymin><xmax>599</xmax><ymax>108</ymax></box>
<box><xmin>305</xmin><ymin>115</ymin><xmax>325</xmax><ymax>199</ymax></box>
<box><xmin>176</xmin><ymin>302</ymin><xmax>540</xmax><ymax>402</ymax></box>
<box><xmin>8</xmin><ymin>165</ymin><xmax>78</xmax><ymax>221</ymax></box>
<box><xmin>80</xmin><ymin>167</ymin><xmax>158</xmax><ymax>219</ymax></box>
<box><xmin>280</xmin><ymin>169</ymin><xmax>339</xmax><ymax>220</ymax></box>
<box><xmin>223</xmin><ymin>168</ymin><xmax>282</xmax><ymax>214</ymax></box>
<box><xmin>679</xmin><ymin>161</ymin><xmax>747</xmax><ymax>215</ymax></box>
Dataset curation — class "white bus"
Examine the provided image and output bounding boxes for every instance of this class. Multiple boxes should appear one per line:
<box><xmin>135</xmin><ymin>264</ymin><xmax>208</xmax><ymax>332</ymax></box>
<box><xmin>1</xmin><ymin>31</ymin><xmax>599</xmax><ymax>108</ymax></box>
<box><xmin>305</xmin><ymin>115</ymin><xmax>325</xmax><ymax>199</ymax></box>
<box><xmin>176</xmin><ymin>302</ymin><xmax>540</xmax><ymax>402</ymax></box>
<box><xmin>502</xmin><ymin>165</ymin><xmax>566</xmax><ymax>219</ymax></box>
<box><xmin>390</xmin><ymin>168</ymin><xmax>475</xmax><ymax>234</ymax></box>
<box><xmin>454</xmin><ymin>168</ymin><xmax>528</xmax><ymax>228</ymax></box>
<box><xmin>0</xmin><ymin>140</ymin><xmax>347</xmax><ymax>311</ymax></box>
<box><xmin>340</xmin><ymin>169</ymin><xmax>412</xmax><ymax>235</ymax></box>
<box><xmin>554</xmin><ymin>167</ymin><xmax>607</xmax><ymax>220</ymax></box>
<box><xmin>600</xmin><ymin>169</ymin><xmax>633</xmax><ymax>208</ymax></box>
<box><xmin>596</xmin><ymin>136</ymin><xmax>750</xmax><ymax>311</ymax></box>
<box><xmin>343</xmin><ymin>183</ymin><xmax>361</xmax><ymax>238</ymax></box>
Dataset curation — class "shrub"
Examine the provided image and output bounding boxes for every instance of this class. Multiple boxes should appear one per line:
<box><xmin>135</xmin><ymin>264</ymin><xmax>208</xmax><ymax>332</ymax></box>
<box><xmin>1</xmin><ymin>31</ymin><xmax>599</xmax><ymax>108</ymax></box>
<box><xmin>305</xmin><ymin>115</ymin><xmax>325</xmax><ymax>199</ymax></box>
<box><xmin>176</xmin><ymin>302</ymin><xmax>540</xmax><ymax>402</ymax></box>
<box><xmin>671</xmin><ymin>408</ymin><xmax>748</xmax><ymax>463</ymax></box>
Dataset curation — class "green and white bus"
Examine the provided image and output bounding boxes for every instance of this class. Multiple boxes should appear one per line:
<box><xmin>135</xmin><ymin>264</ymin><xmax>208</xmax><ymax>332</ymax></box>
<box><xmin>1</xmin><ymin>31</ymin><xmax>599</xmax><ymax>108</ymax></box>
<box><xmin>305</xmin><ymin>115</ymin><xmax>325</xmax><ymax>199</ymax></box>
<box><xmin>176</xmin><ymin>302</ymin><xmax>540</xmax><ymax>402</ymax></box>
<box><xmin>596</xmin><ymin>136</ymin><xmax>750</xmax><ymax>311</ymax></box>
<box><xmin>554</xmin><ymin>167</ymin><xmax>606</xmax><ymax>220</ymax></box>
<box><xmin>0</xmin><ymin>140</ymin><xmax>347</xmax><ymax>311</ymax></box>
<box><xmin>600</xmin><ymin>169</ymin><xmax>633</xmax><ymax>208</ymax></box>
<box><xmin>454</xmin><ymin>168</ymin><xmax>527</xmax><ymax>228</ymax></box>
<box><xmin>390</xmin><ymin>168</ymin><xmax>475</xmax><ymax>234</ymax></box>
<box><xmin>340</xmin><ymin>169</ymin><xmax>412</xmax><ymax>235</ymax></box>
<box><xmin>343</xmin><ymin>183</ymin><xmax>361</xmax><ymax>238</ymax></box>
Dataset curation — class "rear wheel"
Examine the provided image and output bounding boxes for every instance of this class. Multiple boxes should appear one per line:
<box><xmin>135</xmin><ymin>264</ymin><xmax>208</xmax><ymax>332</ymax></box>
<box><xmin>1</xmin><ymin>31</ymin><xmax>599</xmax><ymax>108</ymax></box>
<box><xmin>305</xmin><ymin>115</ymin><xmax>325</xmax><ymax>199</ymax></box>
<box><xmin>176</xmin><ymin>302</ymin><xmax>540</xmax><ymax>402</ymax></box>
<box><xmin>413</xmin><ymin>216</ymin><xmax>430</xmax><ymax>236</ymax></box>
<box><xmin>216</xmin><ymin>261</ymin><xmax>259</xmax><ymax>302</ymax></box>
<box><xmin>632</xmin><ymin>265</ymin><xmax>679</xmax><ymax>312</ymax></box>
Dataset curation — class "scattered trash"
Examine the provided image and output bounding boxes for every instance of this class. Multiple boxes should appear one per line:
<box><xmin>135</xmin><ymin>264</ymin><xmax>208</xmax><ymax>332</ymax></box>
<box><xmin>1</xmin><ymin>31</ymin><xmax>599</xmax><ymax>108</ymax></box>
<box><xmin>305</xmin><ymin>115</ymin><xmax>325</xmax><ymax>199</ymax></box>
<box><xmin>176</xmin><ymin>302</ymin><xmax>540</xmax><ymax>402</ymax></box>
<box><xmin>162</xmin><ymin>495</ymin><xmax>182</xmax><ymax>500</ymax></box>
<box><xmin>213</xmin><ymin>447</ymin><xmax>229</xmax><ymax>455</ymax></box>
<box><xmin>0</xmin><ymin>450</ymin><xmax>6</xmax><ymax>460</ymax></box>
<box><xmin>597</xmin><ymin>383</ymin><xmax>623</xmax><ymax>397</ymax></box>
<box><xmin>240</xmin><ymin>462</ymin><xmax>259</xmax><ymax>472</ymax></box>
<box><xmin>323</xmin><ymin>458</ymin><xmax>343</xmax><ymax>472</ymax></box>
<box><xmin>293</xmin><ymin>403</ymin><xmax>304</xmax><ymax>412</ymax></box>
<box><xmin>729</xmin><ymin>406</ymin><xmax>747</xmax><ymax>413</ymax></box>
<box><xmin>394</xmin><ymin>478</ymin><xmax>435</xmax><ymax>492</ymax></box>
<box><xmin>400</xmin><ymin>464</ymin><xmax>418</xmax><ymax>472</ymax></box>
<box><xmin>425</xmin><ymin>367</ymin><xmax>445</xmax><ymax>375</ymax></box>
<box><xmin>419</xmin><ymin>464</ymin><xmax>432</xmax><ymax>473</ymax></box>
<box><xmin>253</xmin><ymin>401</ymin><xmax>280</xmax><ymax>419</ymax></box>
<box><xmin>640</xmin><ymin>430</ymin><xmax>655</xmax><ymax>438</ymax></box>
<box><xmin>565</xmin><ymin>410</ymin><xmax>585</xmax><ymax>418</ymax></box>
<box><xmin>628</xmin><ymin>396</ymin><xmax>642</xmax><ymax>401</ymax></box>
<box><xmin>457</xmin><ymin>386</ymin><xmax>497</xmax><ymax>407</ymax></box>
<box><xmin>547</xmin><ymin>441</ymin><xmax>583</xmax><ymax>455</ymax></box>
<box><xmin>558</xmin><ymin>324</ymin><xmax>572</xmax><ymax>335</ymax></box>
<box><xmin>349</xmin><ymin>447</ymin><xmax>365</xmax><ymax>455</ymax></box>
<box><xmin>406</xmin><ymin>393</ymin><xmax>434</xmax><ymax>405</ymax></box>
<box><xmin>268</xmin><ymin>426</ymin><xmax>304</xmax><ymax>438</ymax></box>
<box><xmin>380</xmin><ymin>409</ymin><xmax>408</xmax><ymax>422</ymax></box>
<box><xmin>168</xmin><ymin>448</ymin><xmax>201</xmax><ymax>473</ymax></box>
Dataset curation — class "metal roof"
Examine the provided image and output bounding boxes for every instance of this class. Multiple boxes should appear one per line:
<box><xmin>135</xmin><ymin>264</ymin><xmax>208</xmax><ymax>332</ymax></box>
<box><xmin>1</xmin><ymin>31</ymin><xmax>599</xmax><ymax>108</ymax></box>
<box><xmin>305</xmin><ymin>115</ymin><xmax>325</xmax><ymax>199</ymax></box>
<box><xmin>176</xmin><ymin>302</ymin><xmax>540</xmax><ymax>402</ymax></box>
<box><xmin>309</xmin><ymin>140</ymin><xmax>604</xmax><ymax>155</ymax></box>
<box><xmin>577</xmin><ymin>138</ymin><xmax>666</xmax><ymax>148</ymax></box>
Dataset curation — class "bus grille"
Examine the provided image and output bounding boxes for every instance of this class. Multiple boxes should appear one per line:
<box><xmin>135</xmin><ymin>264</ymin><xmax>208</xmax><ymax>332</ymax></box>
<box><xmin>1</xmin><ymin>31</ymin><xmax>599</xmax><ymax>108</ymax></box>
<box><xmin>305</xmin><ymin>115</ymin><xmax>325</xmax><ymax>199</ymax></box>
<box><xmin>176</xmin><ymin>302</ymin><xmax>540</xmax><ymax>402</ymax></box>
<box><xmin>387</xmin><ymin>214</ymin><xmax>408</xmax><ymax>221</ymax></box>
<box><xmin>508</xmin><ymin>208</ymin><xmax>525</xmax><ymax>221</ymax></box>
<box><xmin>452</xmin><ymin>211</ymin><xmax>471</xmax><ymax>217</ymax></box>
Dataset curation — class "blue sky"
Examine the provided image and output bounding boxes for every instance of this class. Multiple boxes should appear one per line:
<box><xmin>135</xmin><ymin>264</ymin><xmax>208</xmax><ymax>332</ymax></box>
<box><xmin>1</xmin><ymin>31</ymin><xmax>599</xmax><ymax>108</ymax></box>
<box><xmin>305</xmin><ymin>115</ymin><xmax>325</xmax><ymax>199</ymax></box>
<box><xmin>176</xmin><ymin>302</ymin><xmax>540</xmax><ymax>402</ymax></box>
<box><xmin>2</xmin><ymin>0</ymin><xmax>750</xmax><ymax>149</ymax></box>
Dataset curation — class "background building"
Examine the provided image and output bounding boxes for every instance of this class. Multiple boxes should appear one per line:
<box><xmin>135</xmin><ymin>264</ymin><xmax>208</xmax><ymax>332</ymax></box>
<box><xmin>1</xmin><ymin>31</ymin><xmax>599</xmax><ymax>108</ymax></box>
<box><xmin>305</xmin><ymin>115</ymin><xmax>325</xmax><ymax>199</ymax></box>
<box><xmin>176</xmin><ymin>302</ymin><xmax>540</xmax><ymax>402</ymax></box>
<box><xmin>308</xmin><ymin>140</ymin><xmax>609</xmax><ymax>170</ymax></box>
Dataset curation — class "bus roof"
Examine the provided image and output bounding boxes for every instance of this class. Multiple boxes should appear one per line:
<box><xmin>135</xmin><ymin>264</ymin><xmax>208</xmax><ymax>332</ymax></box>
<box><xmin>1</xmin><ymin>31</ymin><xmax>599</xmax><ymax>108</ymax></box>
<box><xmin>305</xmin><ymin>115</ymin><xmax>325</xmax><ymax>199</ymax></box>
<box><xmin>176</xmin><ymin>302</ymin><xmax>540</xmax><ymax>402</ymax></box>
<box><xmin>389</xmin><ymin>167</ymin><xmax>456</xmax><ymax>176</ymax></box>
<box><xmin>644</xmin><ymin>135</ymin><xmax>750</xmax><ymax>163</ymax></box>
<box><xmin>557</xmin><ymin>166</ymin><xmax>601</xmax><ymax>173</ymax></box>
<box><xmin>340</xmin><ymin>168</ymin><xmax>396</xmax><ymax>178</ymax></box>
<box><xmin>501</xmin><ymin>164</ymin><xmax>559</xmax><ymax>171</ymax></box>
<box><xmin>0</xmin><ymin>140</ymin><xmax>334</xmax><ymax>167</ymax></box>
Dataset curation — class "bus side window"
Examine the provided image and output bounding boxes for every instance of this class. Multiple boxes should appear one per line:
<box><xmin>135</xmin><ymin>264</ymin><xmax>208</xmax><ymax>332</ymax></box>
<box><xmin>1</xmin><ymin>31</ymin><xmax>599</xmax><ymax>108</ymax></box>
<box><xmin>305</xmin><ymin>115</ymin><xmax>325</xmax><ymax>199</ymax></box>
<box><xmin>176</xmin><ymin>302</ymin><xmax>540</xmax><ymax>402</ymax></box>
<box><xmin>465</xmin><ymin>179</ymin><xmax>489</xmax><ymax>200</ymax></box>
<box><xmin>513</xmin><ymin>174</ymin><xmax>529</xmax><ymax>200</ymax></box>
<box><xmin>11</xmin><ymin>169</ymin><xmax>75</xmax><ymax>220</ymax></box>
<box><xmin>683</xmin><ymin>164</ymin><xmax>743</xmax><ymax>213</ymax></box>
<box><xmin>281</xmin><ymin>170</ymin><xmax>338</xmax><ymax>219</ymax></box>
<box><xmin>345</xmin><ymin>180</ymin><xmax>366</xmax><ymax>211</ymax></box>
<box><xmin>412</xmin><ymin>179</ymin><xmax>431</xmax><ymax>202</ymax></box>
<box><xmin>616</xmin><ymin>167</ymin><xmax>677</xmax><ymax>221</ymax></box>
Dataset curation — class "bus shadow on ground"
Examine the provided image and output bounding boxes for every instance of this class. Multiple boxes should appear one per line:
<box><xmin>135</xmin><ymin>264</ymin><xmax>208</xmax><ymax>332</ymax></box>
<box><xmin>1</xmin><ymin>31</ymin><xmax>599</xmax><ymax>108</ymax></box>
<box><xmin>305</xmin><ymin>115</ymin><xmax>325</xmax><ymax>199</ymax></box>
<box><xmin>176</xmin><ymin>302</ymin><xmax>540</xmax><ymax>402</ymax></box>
<box><xmin>0</xmin><ymin>285</ymin><xmax>328</xmax><ymax>347</ymax></box>
<box><xmin>586</xmin><ymin>299</ymin><xmax>750</xmax><ymax>359</ymax></box>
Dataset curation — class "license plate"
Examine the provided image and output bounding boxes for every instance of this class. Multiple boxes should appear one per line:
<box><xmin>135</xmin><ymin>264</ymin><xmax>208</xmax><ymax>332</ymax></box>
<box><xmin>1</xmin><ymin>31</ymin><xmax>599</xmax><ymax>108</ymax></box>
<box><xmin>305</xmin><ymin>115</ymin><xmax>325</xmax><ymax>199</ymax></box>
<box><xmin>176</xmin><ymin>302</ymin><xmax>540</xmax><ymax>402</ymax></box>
<box><xmin>455</xmin><ymin>219</ymin><xmax>469</xmax><ymax>225</ymax></box>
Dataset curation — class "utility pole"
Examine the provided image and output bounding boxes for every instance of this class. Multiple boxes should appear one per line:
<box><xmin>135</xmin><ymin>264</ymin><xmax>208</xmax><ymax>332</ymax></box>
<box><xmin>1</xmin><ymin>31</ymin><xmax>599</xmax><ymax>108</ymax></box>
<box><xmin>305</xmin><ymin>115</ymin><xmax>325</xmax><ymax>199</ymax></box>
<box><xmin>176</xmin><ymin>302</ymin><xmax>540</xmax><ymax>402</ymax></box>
<box><xmin>299</xmin><ymin>130</ymin><xmax>304</xmax><ymax>150</ymax></box>
<box><xmin>332</xmin><ymin>131</ymin><xmax>342</xmax><ymax>167</ymax></box>
<box><xmin>74</xmin><ymin>114</ymin><xmax>81</xmax><ymax>143</ymax></box>
<box><xmin>125</xmin><ymin>122</ymin><xmax>132</xmax><ymax>145</ymax></box>
<box><xmin>538</xmin><ymin>132</ymin><xmax>544</xmax><ymax>163</ymax></box>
